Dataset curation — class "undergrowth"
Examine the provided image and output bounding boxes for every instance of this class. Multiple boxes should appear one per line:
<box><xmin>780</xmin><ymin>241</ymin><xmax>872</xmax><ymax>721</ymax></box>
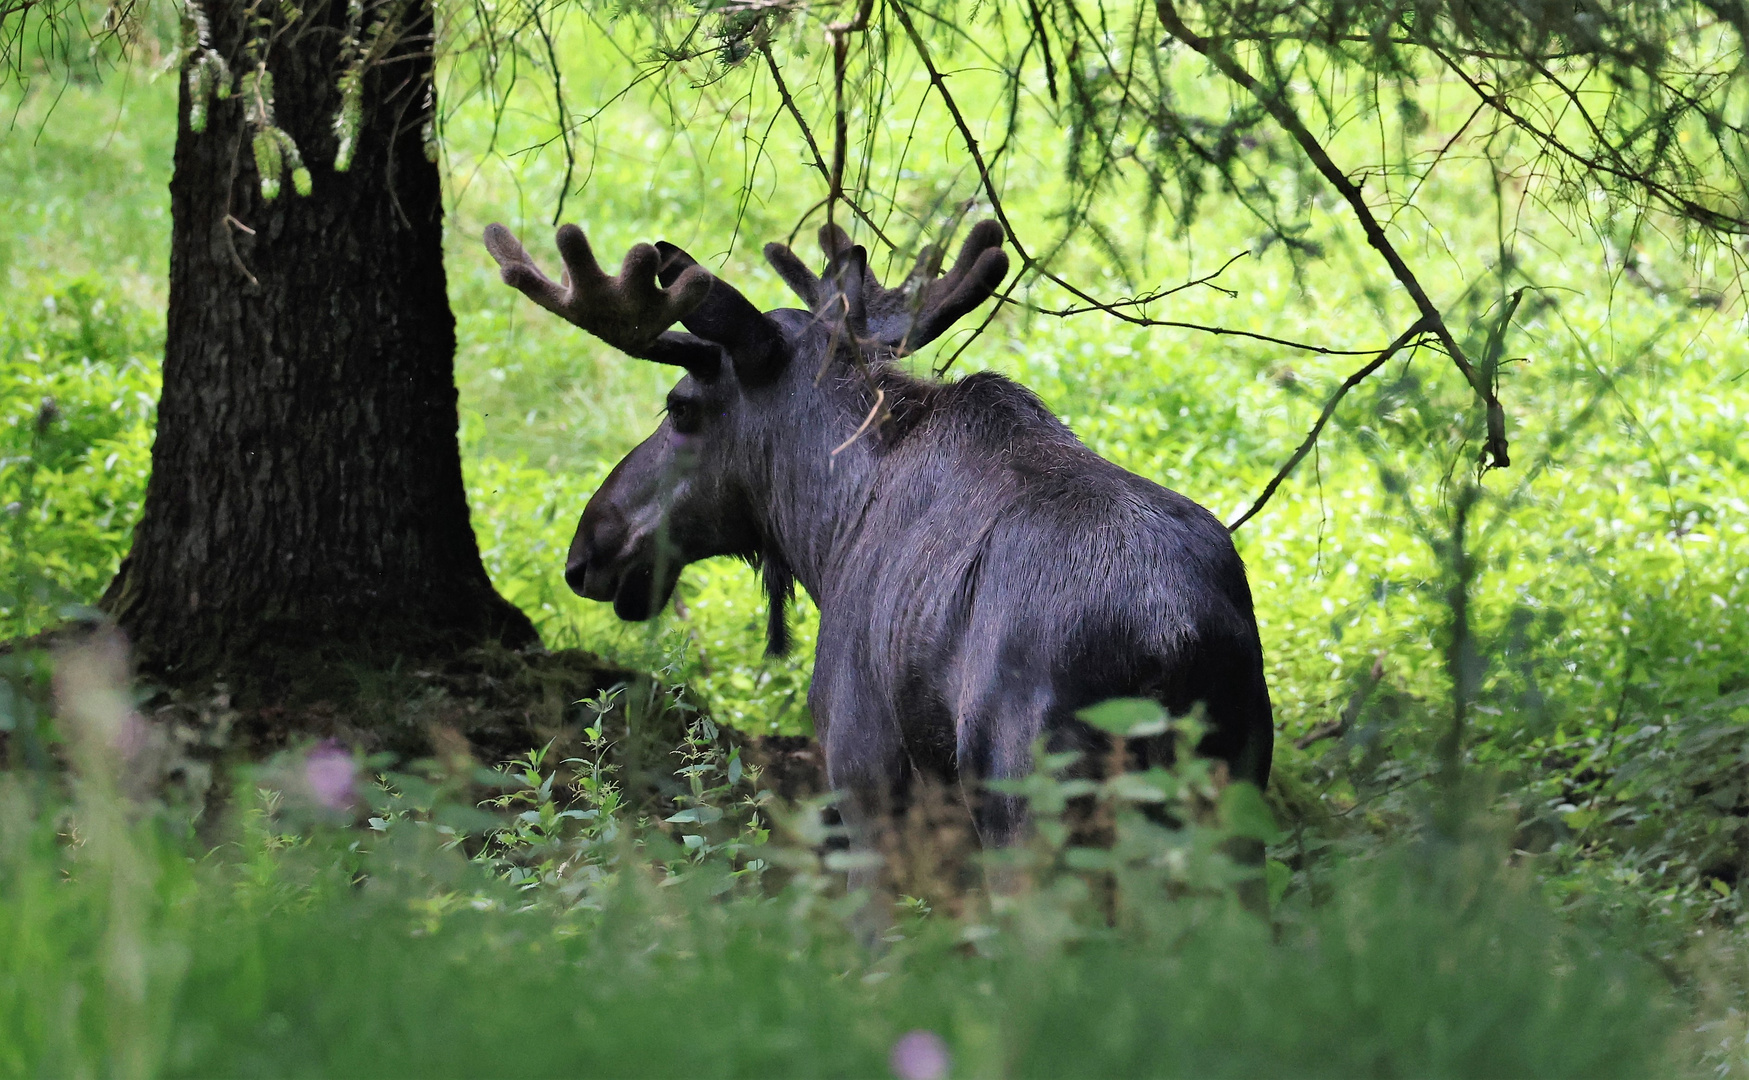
<box><xmin>0</xmin><ymin>641</ymin><xmax>1691</xmax><ymax>1077</ymax></box>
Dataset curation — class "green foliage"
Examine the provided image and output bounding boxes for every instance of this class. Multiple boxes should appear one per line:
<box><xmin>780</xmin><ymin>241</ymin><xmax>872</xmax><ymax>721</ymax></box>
<box><xmin>0</xmin><ymin>708</ymin><xmax>1688</xmax><ymax>1077</ymax></box>
<box><xmin>179</xmin><ymin>0</ymin><xmax>231</xmax><ymax>135</ymax></box>
<box><xmin>0</xmin><ymin>278</ymin><xmax>157</xmax><ymax>637</ymax></box>
<box><xmin>2</xmin><ymin>18</ymin><xmax>1748</xmax><ymax>1075</ymax></box>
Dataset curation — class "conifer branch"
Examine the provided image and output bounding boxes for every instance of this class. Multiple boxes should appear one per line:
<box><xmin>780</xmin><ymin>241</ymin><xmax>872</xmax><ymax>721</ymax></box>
<box><xmin>1156</xmin><ymin>0</ymin><xmax>1511</xmax><ymax>469</ymax></box>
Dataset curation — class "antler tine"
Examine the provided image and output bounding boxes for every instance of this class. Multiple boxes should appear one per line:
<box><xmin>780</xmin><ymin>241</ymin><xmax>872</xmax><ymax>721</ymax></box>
<box><xmin>930</xmin><ymin>220</ymin><xmax>1007</xmax><ymax>299</ymax></box>
<box><xmin>483</xmin><ymin>222</ymin><xmax>714</xmax><ymax>358</ymax></box>
<box><xmin>761</xmin><ymin>219</ymin><xmax>1007</xmax><ymax>354</ymax></box>
<box><xmin>483</xmin><ymin>222</ymin><xmax>566</xmax><ymax>311</ymax></box>
<box><xmin>907</xmin><ymin>220</ymin><xmax>1009</xmax><ymax>349</ymax></box>
<box><xmin>818</xmin><ymin>223</ymin><xmax>855</xmax><ymax>262</ymax></box>
<box><xmin>764</xmin><ymin>241</ymin><xmax>828</xmax><ymax>310</ymax></box>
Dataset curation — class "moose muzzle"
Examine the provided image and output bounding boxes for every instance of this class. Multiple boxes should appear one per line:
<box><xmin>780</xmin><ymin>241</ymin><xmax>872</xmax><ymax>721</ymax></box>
<box><xmin>566</xmin><ymin>478</ymin><xmax>684</xmax><ymax>622</ymax></box>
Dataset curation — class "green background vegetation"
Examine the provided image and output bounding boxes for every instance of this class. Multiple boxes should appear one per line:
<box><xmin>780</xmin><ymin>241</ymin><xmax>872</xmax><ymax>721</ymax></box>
<box><xmin>2</xmin><ymin>15</ymin><xmax>1746</xmax><ymax>1075</ymax></box>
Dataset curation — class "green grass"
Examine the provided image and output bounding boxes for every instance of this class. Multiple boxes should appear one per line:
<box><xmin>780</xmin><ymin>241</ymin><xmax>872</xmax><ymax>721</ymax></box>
<box><xmin>0</xmin><ymin>723</ymin><xmax>1687</xmax><ymax>1078</ymax></box>
<box><xmin>2</xmin><ymin>12</ymin><xmax>1748</xmax><ymax>1075</ymax></box>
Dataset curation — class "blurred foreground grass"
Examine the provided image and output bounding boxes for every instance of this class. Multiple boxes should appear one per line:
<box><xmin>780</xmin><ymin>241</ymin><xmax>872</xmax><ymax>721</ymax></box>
<box><xmin>2</xmin><ymin>634</ymin><xmax>1688</xmax><ymax>1076</ymax></box>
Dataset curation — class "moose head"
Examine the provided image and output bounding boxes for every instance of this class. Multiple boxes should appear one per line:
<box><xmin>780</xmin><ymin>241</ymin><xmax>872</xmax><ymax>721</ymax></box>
<box><xmin>482</xmin><ymin>218</ymin><xmax>1009</xmax><ymax>644</ymax></box>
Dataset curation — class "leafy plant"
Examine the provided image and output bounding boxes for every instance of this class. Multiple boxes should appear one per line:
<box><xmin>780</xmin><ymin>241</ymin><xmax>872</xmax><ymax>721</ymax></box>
<box><xmin>0</xmin><ymin>278</ymin><xmax>157</xmax><ymax>637</ymax></box>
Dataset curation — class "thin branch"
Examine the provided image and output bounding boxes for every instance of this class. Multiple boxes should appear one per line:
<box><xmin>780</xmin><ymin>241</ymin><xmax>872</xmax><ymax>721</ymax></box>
<box><xmin>824</xmin><ymin>0</ymin><xmax>875</xmax><ymax>237</ymax></box>
<box><xmin>831</xmin><ymin>387</ymin><xmax>887</xmax><ymax>456</ymax></box>
<box><xmin>1427</xmin><ymin>43</ymin><xmax>1749</xmax><ymax>237</ymax></box>
<box><xmin>1294</xmin><ymin>654</ymin><xmax>1386</xmax><ymax>749</ymax></box>
<box><xmin>529</xmin><ymin>3</ymin><xmax>574</xmax><ymax>224</ymax></box>
<box><xmin>932</xmin><ymin>273</ymin><xmax>1021</xmax><ymax>377</ymax></box>
<box><xmin>758</xmin><ymin>42</ymin><xmax>896</xmax><ymax>251</ymax></box>
<box><xmin>890</xmin><ymin>0</ymin><xmax>1385</xmax><ymax>369</ymax></box>
<box><xmin>1034</xmin><ymin>251</ymin><xmax>1247</xmax><ymax>312</ymax></box>
<box><xmin>1157</xmin><ymin>0</ymin><xmax>1511</xmax><ymax>468</ymax></box>
<box><xmin>1227</xmin><ymin>318</ymin><xmax>1433</xmax><ymax>532</ymax></box>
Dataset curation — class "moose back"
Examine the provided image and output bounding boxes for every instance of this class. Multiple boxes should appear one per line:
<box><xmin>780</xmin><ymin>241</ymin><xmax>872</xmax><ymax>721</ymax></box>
<box><xmin>484</xmin><ymin>218</ymin><xmax>1274</xmax><ymax>850</ymax></box>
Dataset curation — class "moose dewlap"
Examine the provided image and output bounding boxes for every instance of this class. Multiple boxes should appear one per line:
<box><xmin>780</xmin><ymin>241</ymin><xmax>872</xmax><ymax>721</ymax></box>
<box><xmin>484</xmin><ymin>217</ymin><xmax>1273</xmax><ymax>857</ymax></box>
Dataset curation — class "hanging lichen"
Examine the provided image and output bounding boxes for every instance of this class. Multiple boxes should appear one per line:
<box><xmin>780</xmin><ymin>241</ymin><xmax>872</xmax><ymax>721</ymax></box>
<box><xmin>251</xmin><ymin>127</ymin><xmax>283</xmax><ymax>199</ymax></box>
<box><xmin>241</xmin><ymin>62</ymin><xmax>312</xmax><ymax>201</ymax></box>
<box><xmin>179</xmin><ymin>0</ymin><xmax>230</xmax><ymax>134</ymax></box>
<box><xmin>331</xmin><ymin>0</ymin><xmax>367</xmax><ymax>171</ymax></box>
<box><xmin>179</xmin><ymin>0</ymin><xmax>433</xmax><ymax>189</ymax></box>
<box><xmin>420</xmin><ymin>83</ymin><xmax>438</xmax><ymax>164</ymax></box>
<box><xmin>279</xmin><ymin>128</ymin><xmax>313</xmax><ymax>196</ymax></box>
<box><xmin>332</xmin><ymin>0</ymin><xmax>416</xmax><ymax>173</ymax></box>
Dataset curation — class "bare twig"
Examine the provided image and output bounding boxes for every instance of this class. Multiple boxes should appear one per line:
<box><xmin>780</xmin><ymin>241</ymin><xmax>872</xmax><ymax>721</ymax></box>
<box><xmin>530</xmin><ymin>4</ymin><xmax>575</xmax><ymax>224</ymax></box>
<box><xmin>830</xmin><ymin>387</ymin><xmax>887</xmax><ymax>456</ymax></box>
<box><xmin>1427</xmin><ymin>44</ymin><xmax>1749</xmax><ymax>237</ymax></box>
<box><xmin>824</xmin><ymin>0</ymin><xmax>875</xmax><ymax>237</ymax></box>
<box><xmin>759</xmin><ymin>43</ymin><xmax>896</xmax><ymax>251</ymax></box>
<box><xmin>1157</xmin><ymin>0</ymin><xmax>1511</xmax><ymax>468</ymax></box>
<box><xmin>1033</xmin><ymin>251</ymin><xmax>1247</xmax><ymax>312</ymax></box>
<box><xmin>890</xmin><ymin>0</ymin><xmax>1390</xmax><ymax>369</ymax></box>
<box><xmin>1227</xmin><ymin>318</ymin><xmax>1433</xmax><ymax>531</ymax></box>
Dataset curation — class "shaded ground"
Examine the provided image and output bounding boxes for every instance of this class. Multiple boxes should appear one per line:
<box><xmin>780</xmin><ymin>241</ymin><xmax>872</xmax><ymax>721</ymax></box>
<box><xmin>3</xmin><ymin>626</ymin><xmax>827</xmax><ymax>824</ymax></box>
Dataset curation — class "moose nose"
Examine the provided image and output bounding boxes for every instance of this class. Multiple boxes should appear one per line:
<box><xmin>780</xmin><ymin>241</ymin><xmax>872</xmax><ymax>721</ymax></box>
<box><xmin>566</xmin><ymin>505</ymin><xmax>629</xmax><ymax>598</ymax></box>
<box><xmin>563</xmin><ymin>554</ymin><xmax>590</xmax><ymax>595</ymax></box>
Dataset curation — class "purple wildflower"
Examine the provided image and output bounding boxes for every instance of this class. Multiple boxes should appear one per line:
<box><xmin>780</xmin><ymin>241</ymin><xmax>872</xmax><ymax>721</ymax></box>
<box><xmin>304</xmin><ymin>740</ymin><xmax>358</xmax><ymax>811</ymax></box>
<box><xmin>889</xmin><ymin>1030</ymin><xmax>950</xmax><ymax>1080</ymax></box>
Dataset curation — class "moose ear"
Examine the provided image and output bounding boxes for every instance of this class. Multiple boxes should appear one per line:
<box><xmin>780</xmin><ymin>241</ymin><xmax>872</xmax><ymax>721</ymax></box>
<box><xmin>816</xmin><ymin>226</ymin><xmax>870</xmax><ymax>327</ymax></box>
<box><xmin>765</xmin><ymin>231</ymin><xmax>870</xmax><ymax>341</ymax></box>
<box><xmin>655</xmin><ymin>242</ymin><xmax>790</xmax><ymax>383</ymax></box>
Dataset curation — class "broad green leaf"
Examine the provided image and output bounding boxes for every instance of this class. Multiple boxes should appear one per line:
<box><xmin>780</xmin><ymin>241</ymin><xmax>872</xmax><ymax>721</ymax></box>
<box><xmin>665</xmin><ymin>805</ymin><xmax>724</xmax><ymax>825</ymax></box>
<box><xmin>1104</xmin><ymin>769</ymin><xmax>1178</xmax><ymax>803</ymax></box>
<box><xmin>1219</xmin><ymin>782</ymin><xmax>1286</xmax><ymax>844</ymax></box>
<box><xmin>1266</xmin><ymin>858</ymin><xmax>1292</xmax><ymax>907</ymax></box>
<box><xmin>1077</xmin><ymin>697</ymin><xmax>1169</xmax><ymax>736</ymax></box>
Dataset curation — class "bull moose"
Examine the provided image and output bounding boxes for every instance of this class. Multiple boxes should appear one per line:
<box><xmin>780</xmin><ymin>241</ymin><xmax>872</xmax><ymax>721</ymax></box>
<box><xmin>483</xmin><ymin>217</ymin><xmax>1273</xmax><ymax>860</ymax></box>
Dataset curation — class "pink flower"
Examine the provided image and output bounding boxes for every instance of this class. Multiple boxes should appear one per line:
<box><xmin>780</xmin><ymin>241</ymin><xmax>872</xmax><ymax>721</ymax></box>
<box><xmin>304</xmin><ymin>740</ymin><xmax>358</xmax><ymax>811</ymax></box>
<box><xmin>889</xmin><ymin>1030</ymin><xmax>950</xmax><ymax>1080</ymax></box>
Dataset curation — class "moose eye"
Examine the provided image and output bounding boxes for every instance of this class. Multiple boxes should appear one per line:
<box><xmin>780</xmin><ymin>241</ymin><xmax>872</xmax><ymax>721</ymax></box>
<box><xmin>667</xmin><ymin>398</ymin><xmax>704</xmax><ymax>435</ymax></box>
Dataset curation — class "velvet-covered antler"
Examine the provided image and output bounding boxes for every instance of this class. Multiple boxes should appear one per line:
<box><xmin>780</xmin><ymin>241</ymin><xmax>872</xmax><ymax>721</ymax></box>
<box><xmin>484</xmin><ymin>222</ymin><xmax>723</xmax><ymax>378</ymax></box>
<box><xmin>764</xmin><ymin>219</ymin><xmax>1009</xmax><ymax>355</ymax></box>
<box><xmin>654</xmin><ymin>241</ymin><xmax>790</xmax><ymax>384</ymax></box>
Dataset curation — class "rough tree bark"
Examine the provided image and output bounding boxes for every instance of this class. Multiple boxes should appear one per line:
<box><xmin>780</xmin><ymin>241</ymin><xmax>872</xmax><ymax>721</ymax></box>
<box><xmin>102</xmin><ymin>0</ymin><xmax>537</xmax><ymax>682</ymax></box>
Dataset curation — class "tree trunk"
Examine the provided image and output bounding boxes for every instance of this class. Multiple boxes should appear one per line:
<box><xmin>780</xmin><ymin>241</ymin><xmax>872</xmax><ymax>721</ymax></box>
<box><xmin>103</xmin><ymin>0</ymin><xmax>536</xmax><ymax>682</ymax></box>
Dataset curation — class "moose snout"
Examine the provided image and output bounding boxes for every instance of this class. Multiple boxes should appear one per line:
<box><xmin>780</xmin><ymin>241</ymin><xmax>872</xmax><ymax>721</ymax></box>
<box><xmin>565</xmin><ymin>504</ymin><xmax>630</xmax><ymax>599</ymax></box>
<box><xmin>561</xmin><ymin>551</ymin><xmax>592</xmax><ymax>597</ymax></box>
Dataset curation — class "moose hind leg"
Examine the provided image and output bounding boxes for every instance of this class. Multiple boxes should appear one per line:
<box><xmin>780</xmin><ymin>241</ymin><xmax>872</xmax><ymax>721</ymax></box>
<box><xmin>957</xmin><ymin>684</ymin><xmax>1054</xmax><ymax>850</ymax></box>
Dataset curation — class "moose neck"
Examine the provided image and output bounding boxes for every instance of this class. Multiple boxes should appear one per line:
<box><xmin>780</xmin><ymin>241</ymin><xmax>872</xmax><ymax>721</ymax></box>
<box><xmin>748</xmin><ymin>368</ymin><xmax>890</xmax><ymax>603</ymax></box>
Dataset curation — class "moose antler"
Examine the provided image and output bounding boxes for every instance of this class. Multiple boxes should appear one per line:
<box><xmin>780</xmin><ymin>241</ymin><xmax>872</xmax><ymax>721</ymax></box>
<box><xmin>484</xmin><ymin>222</ymin><xmax>721</xmax><ymax>375</ymax></box>
<box><xmin>765</xmin><ymin>219</ymin><xmax>1009</xmax><ymax>355</ymax></box>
